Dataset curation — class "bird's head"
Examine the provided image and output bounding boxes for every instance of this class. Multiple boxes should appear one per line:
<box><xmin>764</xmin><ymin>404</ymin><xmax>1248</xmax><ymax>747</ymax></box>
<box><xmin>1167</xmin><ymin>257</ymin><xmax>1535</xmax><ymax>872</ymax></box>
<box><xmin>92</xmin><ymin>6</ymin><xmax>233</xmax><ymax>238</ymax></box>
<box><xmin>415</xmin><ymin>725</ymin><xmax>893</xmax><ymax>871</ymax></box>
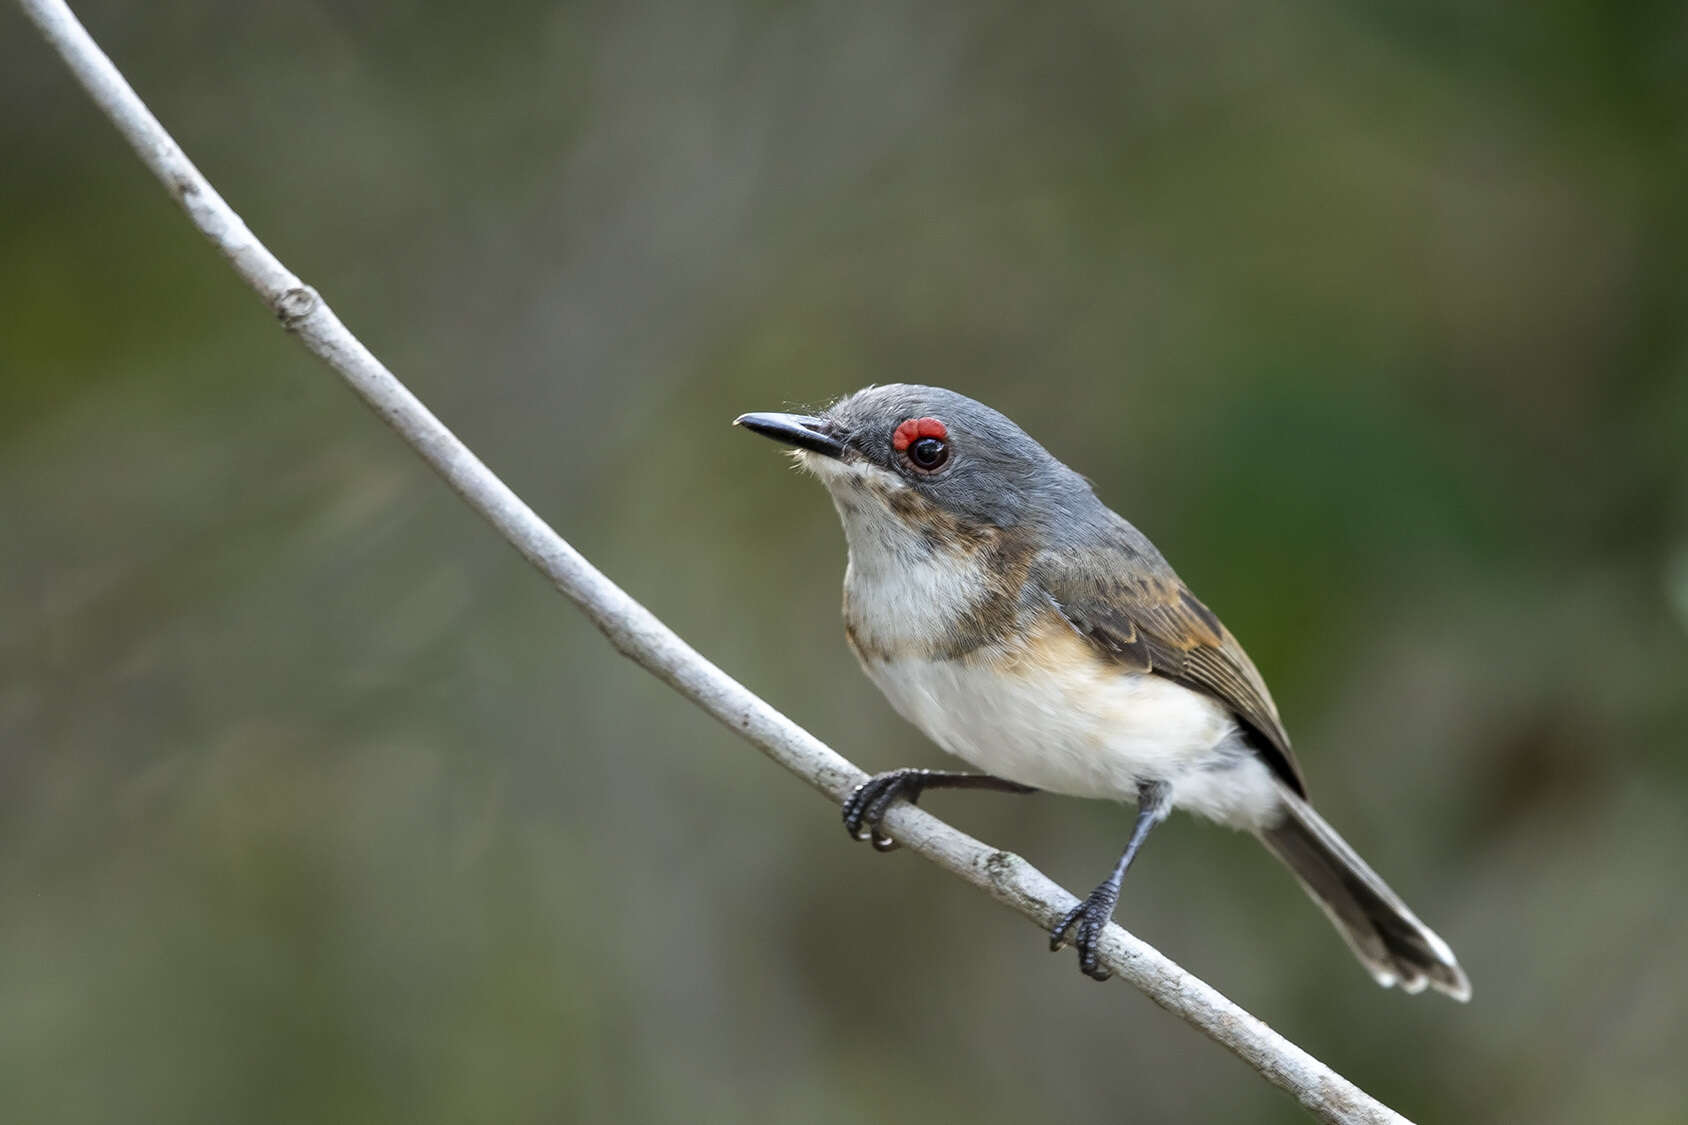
<box><xmin>735</xmin><ymin>384</ymin><xmax>1092</xmax><ymax>563</ymax></box>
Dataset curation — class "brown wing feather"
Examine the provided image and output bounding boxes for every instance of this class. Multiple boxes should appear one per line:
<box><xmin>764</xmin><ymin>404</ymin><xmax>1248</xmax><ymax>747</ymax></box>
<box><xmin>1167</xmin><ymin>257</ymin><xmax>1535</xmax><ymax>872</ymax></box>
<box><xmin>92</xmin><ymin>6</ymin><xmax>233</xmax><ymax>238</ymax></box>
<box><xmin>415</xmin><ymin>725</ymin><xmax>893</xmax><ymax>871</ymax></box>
<box><xmin>1037</xmin><ymin>549</ymin><xmax>1306</xmax><ymax>797</ymax></box>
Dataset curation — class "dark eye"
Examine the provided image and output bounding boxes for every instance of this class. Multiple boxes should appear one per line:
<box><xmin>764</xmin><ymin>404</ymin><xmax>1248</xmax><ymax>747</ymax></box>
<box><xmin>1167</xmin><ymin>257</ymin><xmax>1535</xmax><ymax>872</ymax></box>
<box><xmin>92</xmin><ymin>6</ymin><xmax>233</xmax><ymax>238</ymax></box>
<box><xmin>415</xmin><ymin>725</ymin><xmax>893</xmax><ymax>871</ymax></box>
<box><xmin>892</xmin><ymin>416</ymin><xmax>951</xmax><ymax>473</ymax></box>
<box><xmin>908</xmin><ymin>436</ymin><xmax>948</xmax><ymax>470</ymax></box>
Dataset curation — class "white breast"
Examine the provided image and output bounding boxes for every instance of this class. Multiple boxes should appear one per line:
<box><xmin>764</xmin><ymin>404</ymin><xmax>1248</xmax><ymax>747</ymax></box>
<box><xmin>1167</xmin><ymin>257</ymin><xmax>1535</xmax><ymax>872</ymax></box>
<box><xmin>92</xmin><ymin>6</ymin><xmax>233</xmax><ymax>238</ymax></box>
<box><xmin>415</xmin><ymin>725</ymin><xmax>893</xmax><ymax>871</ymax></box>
<box><xmin>858</xmin><ymin>621</ymin><xmax>1282</xmax><ymax>828</ymax></box>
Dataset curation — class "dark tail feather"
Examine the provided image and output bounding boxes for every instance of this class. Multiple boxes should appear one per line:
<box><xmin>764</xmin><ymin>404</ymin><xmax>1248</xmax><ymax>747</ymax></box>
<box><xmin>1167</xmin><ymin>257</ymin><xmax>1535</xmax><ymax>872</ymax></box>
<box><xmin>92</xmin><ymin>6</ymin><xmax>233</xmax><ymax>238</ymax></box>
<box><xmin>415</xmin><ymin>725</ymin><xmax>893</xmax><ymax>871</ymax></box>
<box><xmin>1258</xmin><ymin>787</ymin><xmax>1471</xmax><ymax>1001</ymax></box>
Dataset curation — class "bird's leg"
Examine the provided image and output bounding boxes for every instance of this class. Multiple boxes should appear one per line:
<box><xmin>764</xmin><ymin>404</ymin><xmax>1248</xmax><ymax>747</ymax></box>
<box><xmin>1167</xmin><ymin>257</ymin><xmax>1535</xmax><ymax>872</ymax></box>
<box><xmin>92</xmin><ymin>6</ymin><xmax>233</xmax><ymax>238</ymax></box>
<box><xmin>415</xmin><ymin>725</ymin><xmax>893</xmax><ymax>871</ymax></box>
<box><xmin>843</xmin><ymin>768</ymin><xmax>1036</xmax><ymax>852</ymax></box>
<box><xmin>1049</xmin><ymin>780</ymin><xmax>1173</xmax><ymax>980</ymax></box>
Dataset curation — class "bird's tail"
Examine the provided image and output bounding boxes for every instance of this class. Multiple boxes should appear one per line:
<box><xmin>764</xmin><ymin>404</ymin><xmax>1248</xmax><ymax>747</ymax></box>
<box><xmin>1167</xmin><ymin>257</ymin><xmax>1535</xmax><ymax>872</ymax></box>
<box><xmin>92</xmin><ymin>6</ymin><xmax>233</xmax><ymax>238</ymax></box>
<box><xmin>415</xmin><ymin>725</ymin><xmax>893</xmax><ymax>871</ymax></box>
<box><xmin>1257</xmin><ymin>786</ymin><xmax>1470</xmax><ymax>1001</ymax></box>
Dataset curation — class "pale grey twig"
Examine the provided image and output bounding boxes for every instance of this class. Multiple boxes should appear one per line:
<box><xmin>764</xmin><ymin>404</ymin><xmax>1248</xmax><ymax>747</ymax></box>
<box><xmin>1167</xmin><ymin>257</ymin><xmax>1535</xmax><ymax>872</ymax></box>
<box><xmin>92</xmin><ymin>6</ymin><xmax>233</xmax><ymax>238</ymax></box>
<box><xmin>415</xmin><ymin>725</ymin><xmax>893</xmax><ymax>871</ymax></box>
<box><xmin>14</xmin><ymin>2</ymin><xmax>1411</xmax><ymax>1121</ymax></box>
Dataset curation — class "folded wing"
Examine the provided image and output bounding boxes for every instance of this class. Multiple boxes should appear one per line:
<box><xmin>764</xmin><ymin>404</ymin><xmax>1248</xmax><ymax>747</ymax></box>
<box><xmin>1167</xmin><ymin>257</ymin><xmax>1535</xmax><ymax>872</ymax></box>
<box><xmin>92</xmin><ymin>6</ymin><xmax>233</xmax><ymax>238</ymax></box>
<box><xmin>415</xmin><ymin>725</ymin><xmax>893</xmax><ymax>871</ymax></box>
<box><xmin>1035</xmin><ymin>527</ymin><xmax>1305</xmax><ymax>797</ymax></box>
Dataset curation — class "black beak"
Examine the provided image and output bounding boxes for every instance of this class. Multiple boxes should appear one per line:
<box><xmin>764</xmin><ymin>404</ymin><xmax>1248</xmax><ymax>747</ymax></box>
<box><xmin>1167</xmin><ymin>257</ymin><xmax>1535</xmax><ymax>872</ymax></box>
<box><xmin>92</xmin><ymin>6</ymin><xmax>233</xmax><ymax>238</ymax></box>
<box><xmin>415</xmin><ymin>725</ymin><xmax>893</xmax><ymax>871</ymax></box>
<box><xmin>732</xmin><ymin>412</ymin><xmax>847</xmax><ymax>459</ymax></box>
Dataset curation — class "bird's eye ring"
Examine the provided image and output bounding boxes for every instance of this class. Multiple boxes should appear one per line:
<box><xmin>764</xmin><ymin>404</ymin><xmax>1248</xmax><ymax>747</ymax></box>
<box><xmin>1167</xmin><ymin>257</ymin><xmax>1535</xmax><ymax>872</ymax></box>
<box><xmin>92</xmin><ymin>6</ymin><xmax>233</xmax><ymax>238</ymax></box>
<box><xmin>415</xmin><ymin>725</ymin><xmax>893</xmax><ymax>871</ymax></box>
<box><xmin>893</xmin><ymin>417</ymin><xmax>950</xmax><ymax>473</ymax></box>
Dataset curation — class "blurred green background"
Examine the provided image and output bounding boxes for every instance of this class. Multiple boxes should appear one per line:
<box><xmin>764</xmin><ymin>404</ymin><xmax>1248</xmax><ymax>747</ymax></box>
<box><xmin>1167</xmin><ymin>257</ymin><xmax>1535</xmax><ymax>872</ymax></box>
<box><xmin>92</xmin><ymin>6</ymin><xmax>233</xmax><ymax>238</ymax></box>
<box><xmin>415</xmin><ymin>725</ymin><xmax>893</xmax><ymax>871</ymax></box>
<box><xmin>3</xmin><ymin>1</ymin><xmax>1686</xmax><ymax>1121</ymax></box>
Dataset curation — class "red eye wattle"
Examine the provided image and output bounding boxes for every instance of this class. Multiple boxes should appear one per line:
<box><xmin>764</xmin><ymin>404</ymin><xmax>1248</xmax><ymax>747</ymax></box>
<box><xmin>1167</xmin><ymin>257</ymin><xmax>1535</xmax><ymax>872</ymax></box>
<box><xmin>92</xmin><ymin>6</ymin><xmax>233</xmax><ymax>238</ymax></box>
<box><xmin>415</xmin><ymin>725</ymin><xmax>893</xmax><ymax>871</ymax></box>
<box><xmin>893</xmin><ymin>417</ymin><xmax>950</xmax><ymax>471</ymax></box>
<box><xmin>892</xmin><ymin>417</ymin><xmax>947</xmax><ymax>452</ymax></box>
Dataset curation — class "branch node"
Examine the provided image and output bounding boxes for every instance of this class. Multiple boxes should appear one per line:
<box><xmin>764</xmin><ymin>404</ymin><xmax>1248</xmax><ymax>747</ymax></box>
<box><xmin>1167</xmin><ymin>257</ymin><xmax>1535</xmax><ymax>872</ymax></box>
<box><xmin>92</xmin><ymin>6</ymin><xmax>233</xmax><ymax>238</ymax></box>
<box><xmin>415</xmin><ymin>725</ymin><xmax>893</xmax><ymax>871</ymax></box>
<box><xmin>275</xmin><ymin>285</ymin><xmax>319</xmax><ymax>329</ymax></box>
<box><xmin>983</xmin><ymin>848</ymin><xmax>1031</xmax><ymax>899</ymax></box>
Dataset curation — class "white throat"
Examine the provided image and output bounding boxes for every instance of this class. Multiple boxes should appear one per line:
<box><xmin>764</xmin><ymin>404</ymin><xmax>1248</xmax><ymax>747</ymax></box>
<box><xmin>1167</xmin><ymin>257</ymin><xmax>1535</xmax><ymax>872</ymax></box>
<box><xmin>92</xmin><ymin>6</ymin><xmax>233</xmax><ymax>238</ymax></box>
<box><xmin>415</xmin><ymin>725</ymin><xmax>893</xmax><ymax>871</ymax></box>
<box><xmin>802</xmin><ymin>452</ymin><xmax>994</xmax><ymax>659</ymax></box>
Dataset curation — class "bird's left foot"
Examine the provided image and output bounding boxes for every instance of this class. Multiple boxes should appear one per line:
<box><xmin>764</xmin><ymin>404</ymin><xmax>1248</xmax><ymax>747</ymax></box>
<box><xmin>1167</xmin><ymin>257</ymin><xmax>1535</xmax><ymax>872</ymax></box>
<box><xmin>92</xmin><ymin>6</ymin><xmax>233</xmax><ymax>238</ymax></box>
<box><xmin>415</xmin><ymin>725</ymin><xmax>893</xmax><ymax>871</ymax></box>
<box><xmin>1049</xmin><ymin>881</ymin><xmax>1123</xmax><ymax>981</ymax></box>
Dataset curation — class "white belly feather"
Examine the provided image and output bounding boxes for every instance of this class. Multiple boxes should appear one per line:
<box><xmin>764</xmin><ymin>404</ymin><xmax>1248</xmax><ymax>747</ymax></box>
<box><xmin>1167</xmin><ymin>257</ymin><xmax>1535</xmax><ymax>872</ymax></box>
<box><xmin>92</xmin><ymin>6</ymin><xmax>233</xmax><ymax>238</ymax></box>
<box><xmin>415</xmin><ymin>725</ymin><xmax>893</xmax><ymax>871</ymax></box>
<box><xmin>856</xmin><ymin>617</ymin><xmax>1282</xmax><ymax>829</ymax></box>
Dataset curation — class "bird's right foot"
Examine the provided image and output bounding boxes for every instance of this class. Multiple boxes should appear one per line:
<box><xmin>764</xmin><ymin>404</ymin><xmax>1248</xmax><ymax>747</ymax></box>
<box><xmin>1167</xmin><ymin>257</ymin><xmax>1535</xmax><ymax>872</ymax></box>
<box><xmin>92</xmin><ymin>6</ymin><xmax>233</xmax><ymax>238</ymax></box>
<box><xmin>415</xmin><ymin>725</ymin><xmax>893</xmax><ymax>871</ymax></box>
<box><xmin>842</xmin><ymin>769</ymin><xmax>929</xmax><ymax>852</ymax></box>
<box><xmin>842</xmin><ymin>769</ymin><xmax>1037</xmax><ymax>853</ymax></box>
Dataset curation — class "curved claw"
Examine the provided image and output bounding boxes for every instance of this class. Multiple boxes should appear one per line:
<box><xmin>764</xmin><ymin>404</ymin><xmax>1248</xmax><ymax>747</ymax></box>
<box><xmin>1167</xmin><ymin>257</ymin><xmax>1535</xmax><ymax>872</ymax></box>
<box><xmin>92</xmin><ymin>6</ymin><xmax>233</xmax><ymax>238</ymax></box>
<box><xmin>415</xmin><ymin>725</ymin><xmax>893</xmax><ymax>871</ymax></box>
<box><xmin>1049</xmin><ymin>888</ymin><xmax>1119</xmax><ymax>981</ymax></box>
<box><xmin>842</xmin><ymin>779</ymin><xmax>889</xmax><ymax>841</ymax></box>
<box><xmin>1049</xmin><ymin>901</ymin><xmax>1086</xmax><ymax>952</ymax></box>
<box><xmin>842</xmin><ymin>771</ymin><xmax>924</xmax><ymax>849</ymax></box>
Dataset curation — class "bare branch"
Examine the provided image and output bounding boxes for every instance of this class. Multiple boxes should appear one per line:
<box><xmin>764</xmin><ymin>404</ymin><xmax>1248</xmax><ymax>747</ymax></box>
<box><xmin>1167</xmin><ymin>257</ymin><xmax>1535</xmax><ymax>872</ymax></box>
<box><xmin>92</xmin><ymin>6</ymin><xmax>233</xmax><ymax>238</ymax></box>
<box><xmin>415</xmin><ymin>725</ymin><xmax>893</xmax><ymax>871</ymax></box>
<box><xmin>16</xmin><ymin>2</ymin><xmax>1411</xmax><ymax>1121</ymax></box>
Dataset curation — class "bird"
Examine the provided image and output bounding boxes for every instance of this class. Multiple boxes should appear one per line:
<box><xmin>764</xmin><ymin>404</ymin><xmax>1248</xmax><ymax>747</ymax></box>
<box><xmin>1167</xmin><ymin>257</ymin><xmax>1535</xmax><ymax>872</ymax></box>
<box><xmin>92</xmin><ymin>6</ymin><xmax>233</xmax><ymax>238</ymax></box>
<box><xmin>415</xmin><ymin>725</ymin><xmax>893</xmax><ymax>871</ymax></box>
<box><xmin>734</xmin><ymin>384</ymin><xmax>1470</xmax><ymax>999</ymax></box>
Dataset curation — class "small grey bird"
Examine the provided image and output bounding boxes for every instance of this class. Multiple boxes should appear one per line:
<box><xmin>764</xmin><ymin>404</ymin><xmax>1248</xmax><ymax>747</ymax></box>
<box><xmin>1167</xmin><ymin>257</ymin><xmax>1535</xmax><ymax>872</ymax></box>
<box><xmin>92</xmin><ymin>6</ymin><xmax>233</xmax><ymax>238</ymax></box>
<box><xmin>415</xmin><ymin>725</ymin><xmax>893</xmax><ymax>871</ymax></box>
<box><xmin>736</xmin><ymin>384</ymin><xmax>1469</xmax><ymax>999</ymax></box>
